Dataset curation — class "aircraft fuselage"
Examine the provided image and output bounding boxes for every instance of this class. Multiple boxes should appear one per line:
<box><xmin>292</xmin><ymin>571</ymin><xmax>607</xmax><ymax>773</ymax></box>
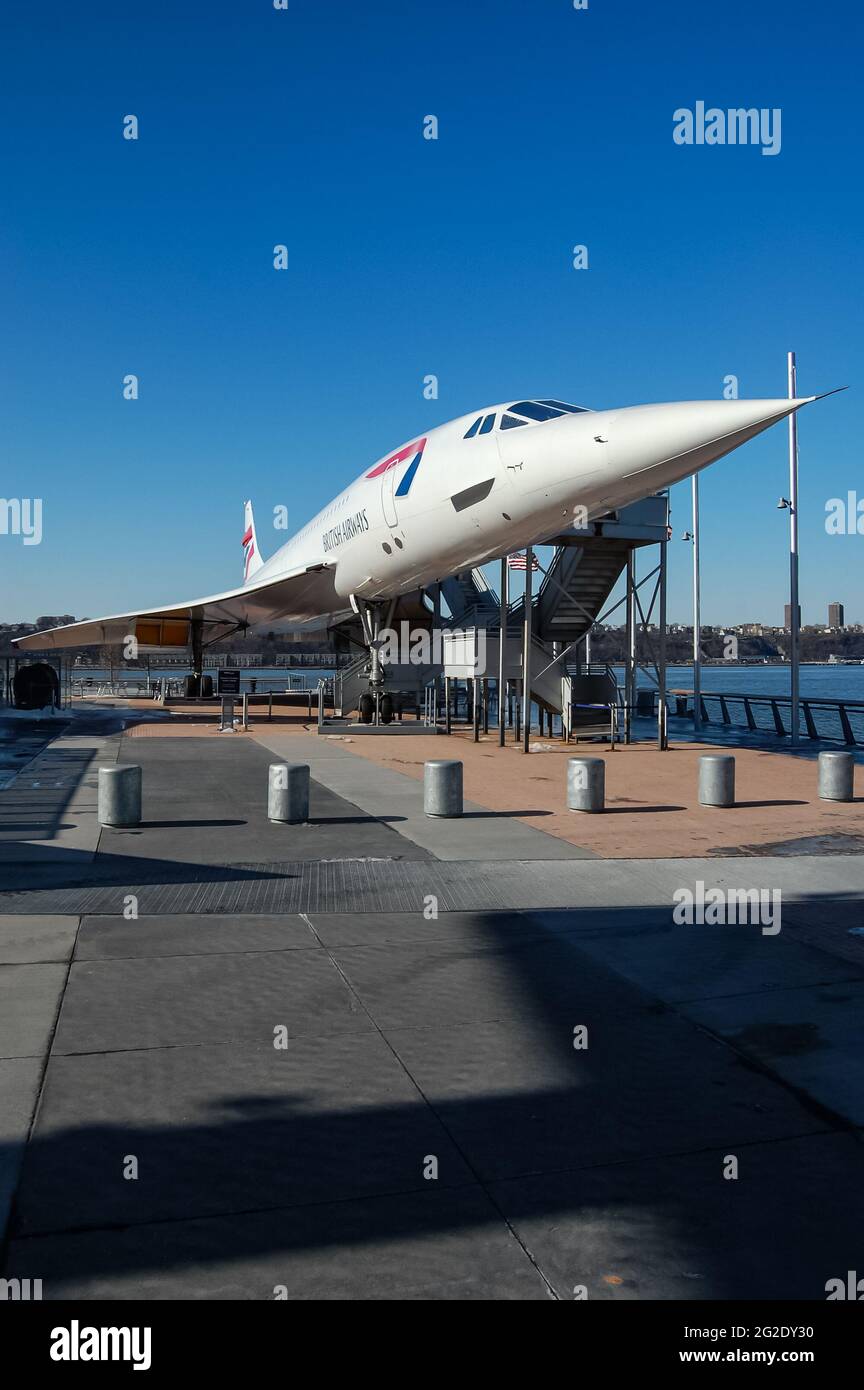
<box><xmin>252</xmin><ymin>394</ymin><xmax>816</xmax><ymax>608</ymax></box>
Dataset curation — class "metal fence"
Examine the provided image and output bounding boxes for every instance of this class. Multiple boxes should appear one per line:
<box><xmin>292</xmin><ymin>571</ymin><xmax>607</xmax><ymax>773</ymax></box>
<box><xmin>676</xmin><ymin>691</ymin><xmax>864</xmax><ymax>747</ymax></box>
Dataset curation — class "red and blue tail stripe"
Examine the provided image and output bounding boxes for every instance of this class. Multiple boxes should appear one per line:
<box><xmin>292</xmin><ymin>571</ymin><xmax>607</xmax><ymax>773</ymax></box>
<box><xmin>365</xmin><ymin>437</ymin><xmax>427</xmax><ymax>496</ymax></box>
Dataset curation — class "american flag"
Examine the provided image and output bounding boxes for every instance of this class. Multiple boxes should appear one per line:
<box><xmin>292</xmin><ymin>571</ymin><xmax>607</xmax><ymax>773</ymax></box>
<box><xmin>507</xmin><ymin>551</ymin><xmax>539</xmax><ymax>571</ymax></box>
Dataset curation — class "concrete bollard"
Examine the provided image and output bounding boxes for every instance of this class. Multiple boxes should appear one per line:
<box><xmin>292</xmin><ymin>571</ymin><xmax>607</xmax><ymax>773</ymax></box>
<box><xmin>818</xmin><ymin>750</ymin><xmax>855</xmax><ymax>802</ymax></box>
<box><xmin>98</xmin><ymin>765</ymin><xmax>142</xmax><ymax>827</ymax></box>
<box><xmin>268</xmin><ymin>763</ymin><xmax>310</xmax><ymax>823</ymax></box>
<box><xmin>698</xmin><ymin>753</ymin><xmax>735</xmax><ymax>807</ymax></box>
<box><xmin>567</xmin><ymin>756</ymin><xmax>605</xmax><ymax>813</ymax></box>
<box><xmin>424</xmin><ymin>760</ymin><xmax>463</xmax><ymax>817</ymax></box>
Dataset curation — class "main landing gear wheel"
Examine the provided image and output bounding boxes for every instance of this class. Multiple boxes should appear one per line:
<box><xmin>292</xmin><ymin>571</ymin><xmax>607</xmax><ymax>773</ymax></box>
<box><xmin>359</xmin><ymin>693</ymin><xmax>374</xmax><ymax>724</ymax></box>
<box><xmin>380</xmin><ymin>694</ymin><xmax>394</xmax><ymax>724</ymax></box>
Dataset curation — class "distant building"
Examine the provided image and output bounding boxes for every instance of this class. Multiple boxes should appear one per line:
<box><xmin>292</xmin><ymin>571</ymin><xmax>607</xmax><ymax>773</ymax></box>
<box><xmin>828</xmin><ymin>602</ymin><xmax>845</xmax><ymax>629</ymax></box>
<box><xmin>784</xmin><ymin>604</ymin><xmax>801</xmax><ymax>630</ymax></box>
<box><xmin>737</xmin><ymin>623</ymin><xmax>764</xmax><ymax>637</ymax></box>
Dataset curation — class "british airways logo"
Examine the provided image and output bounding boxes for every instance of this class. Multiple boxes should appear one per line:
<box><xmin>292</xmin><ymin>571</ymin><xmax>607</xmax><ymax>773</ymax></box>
<box><xmin>366</xmin><ymin>437</ymin><xmax>427</xmax><ymax>497</ymax></box>
<box><xmin>322</xmin><ymin>508</ymin><xmax>369</xmax><ymax>553</ymax></box>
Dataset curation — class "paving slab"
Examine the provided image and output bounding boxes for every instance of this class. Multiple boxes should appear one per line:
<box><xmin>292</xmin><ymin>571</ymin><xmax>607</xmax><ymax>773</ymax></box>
<box><xmin>52</xmin><ymin>949</ymin><xmax>372</xmax><ymax>1054</ymax></box>
<box><xmin>784</xmin><ymin>899</ymin><xmax>864</xmax><ymax>931</ymax></box>
<box><xmin>75</xmin><ymin>913</ymin><xmax>318</xmax><ymax>960</ymax></box>
<box><xmin>0</xmin><ymin>721</ymin><xmax>121</xmax><ymax>864</ymax></box>
<box><xmin>254</xmin><ymin>731</ymin><xmax>591</xmax><ymax>860</ymax></box>
<box><xmin>108</xmin><ymin>736</ymin><xmax>430</xmax><ymax>864</ymax></box>
<box><xmin>0</xmin><ymin>915</ymin><xmax>79</xmax><ymax>964</ymax></box>
<box><xmin>385</xmin><ymin>1013</ymin><xmax>828</xmax><ymax>1182</ymax></box>
<box><xmin>330</xmin><ymin>934</ymin><xmax>656</xmax><ymax>1030</ymax></box>
<box><xmin>781</xmin><ymin>898</ymin><xmax>864</xmax><ymax>971</ymax></box>
<box><xmin>12</xmin><ymin>1034</ymin><xmax>475</xmax><ymax>1234</ymax></box>
<box><xmin>533</xmin><ymin>911</ymin><xmax>864</xmax><ymax>1004</ymax></box>
<box><xmin>306</xmin><ymin>909</ymin><xmax>557</xmax><ymax>951</ymax></box>
<box><xmin>489</xmin><ymin>1131</ymin><xmax>864</xmax><ymax>1300</ymax></box>
<box><xmin>0</xmin><ymin>714</ymin><xmax>69</xmax><ymax>789</ymax></box>
<box><xmin>683</xmin><ymin>980</ymin><xmax>864</xmax><ymax>1127</ymax></box>
<box><xmin>638</xmin><ymin>854</ymin><xmax>864</xmax><ymax>904</ymax></box>
<box><xmin>5</xmin><ymin>1185</ymin><xmax>548</xmax><ymax>1300</ymax></box>
<box><xmin>0</xmin><ymin>963</ymin><xmax>68</xmax><ymax>1058</ymax></box>
<box><xmin>0</xmin><ymin>1057</ymin><xmax>44</xmax><ymax>1239</ymax></box>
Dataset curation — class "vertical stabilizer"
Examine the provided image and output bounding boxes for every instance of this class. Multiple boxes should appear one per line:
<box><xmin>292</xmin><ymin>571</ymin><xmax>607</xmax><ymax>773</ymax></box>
<box><xmin>242</xmin><ymin>500</ymin><xmax>264</xmax><ymax>582</ymax></box>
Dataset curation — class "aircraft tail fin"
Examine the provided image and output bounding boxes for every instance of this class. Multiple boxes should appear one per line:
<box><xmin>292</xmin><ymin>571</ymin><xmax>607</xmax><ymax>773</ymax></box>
<box><xmin>242</xmin><ymin>500</ymin><xmax>264</xmax><ymax>583</ymax></box>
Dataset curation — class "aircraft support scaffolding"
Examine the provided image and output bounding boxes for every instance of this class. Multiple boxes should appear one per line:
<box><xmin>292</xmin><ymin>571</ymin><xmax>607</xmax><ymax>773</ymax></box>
<box><xmin>440</xmin><ymin>495</ymin><xmax>671</xmax><ymax>750</ymax></box>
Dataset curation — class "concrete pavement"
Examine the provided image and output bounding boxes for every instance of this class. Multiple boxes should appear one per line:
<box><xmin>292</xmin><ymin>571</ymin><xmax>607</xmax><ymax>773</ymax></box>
<box><xmin>1</xmin><ymin>704</ymin><xmax>863</xmax><ymax>1299</ymax></box>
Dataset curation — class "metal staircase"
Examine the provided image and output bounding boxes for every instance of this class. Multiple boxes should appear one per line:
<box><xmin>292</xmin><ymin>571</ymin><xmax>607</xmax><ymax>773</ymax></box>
<box><xmin>504</xmin><ymin>534</ymin><xmax>635</xmax><ymax>645</ymax></box>
<box><xmin>445</xmin><ymin>501</ymin><xmax>667</xmax><ymax>646</ymax></box>
<box><xmin>440</xmin><ymin>569</ymin><xmax>500</xmax><ymax>624</ymax></box>
<box><xmin>532</xmin><ymin>538</ymin><xmax>631</xmax><ymax>643</ymax></box>
<box><xmin>521</xmin><ymin>634</ymin><xmax>572</xmax><ymax>719</ymax></box>
<box><xmin>446</xmin><ymin>498</ymin><xmax>669</xmax><ymax>728</ymax></box>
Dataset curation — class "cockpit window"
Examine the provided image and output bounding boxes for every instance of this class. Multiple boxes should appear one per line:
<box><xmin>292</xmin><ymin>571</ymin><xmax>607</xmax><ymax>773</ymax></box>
<box><xmin>500</xmin><ymin>413</ymin><xmax>528</xmax><ymax>429</ymax></box>
<box><xmin>464</xmin><ymin>416</ymin><xmax>483</xmax><ymax>439</ymax></box>
<box><xmin>509</xmin><ymin>401</ymin><xmax>565</xmax><ymax>421</ymax></box>
<box><xmin>479</xmin><ymin>413</ymin><xmax>496</xmax><ymax>434</ymax></box>
<box><xmin>538</xmin><ymin>399</ymin><xmax>589</xmax><ymax>414</ymax></box>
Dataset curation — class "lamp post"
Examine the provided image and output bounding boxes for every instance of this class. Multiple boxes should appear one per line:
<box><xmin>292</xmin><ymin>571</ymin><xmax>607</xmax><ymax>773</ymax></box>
<box><xmin>681</xmin><ymin>473</ymin><xmax>702</xmax><ymax>731</ymax></box>
<box><xmin>521</xmin><ymin>545</ymin><xmax>534</xmax><ymax>753</ymax></box>
<box><xmin>498</xmin><ymin>556</ymin><xmax>507</xmax><ymax>747</ymax></box>
<box><xmin>778</xmin><ymin>352</ymin><xmax>801</xmax><ymax>745</ymax></box>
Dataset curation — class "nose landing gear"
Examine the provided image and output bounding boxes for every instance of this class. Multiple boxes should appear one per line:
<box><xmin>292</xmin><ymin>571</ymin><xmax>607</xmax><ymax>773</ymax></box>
<box><xmin>358</xmin><ymin>691</ymin><xmax>394</xmax><ymax>724</ymax></box>
<box><xmin>351</xmin><ymin>595</ymin><xmax>397</xmax><ymax>727</ymax></box>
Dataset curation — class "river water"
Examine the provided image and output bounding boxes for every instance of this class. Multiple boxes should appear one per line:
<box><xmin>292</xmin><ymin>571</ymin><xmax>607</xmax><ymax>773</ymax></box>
<box><xmin>616</xmin><ymin>664</ymin><xmax>864</xmax><ymax>702</ymax></box>
<box><xmin>64</xmin><ymin>662</ymin><xmax>864</xmax><ymax>701</ymax></box>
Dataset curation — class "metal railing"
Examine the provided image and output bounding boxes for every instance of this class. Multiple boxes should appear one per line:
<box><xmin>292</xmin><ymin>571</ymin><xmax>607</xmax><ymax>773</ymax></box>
<box><xmin>68</xmin><ymin>652</ymin><xmax>351</xmax><ymax>670</ymax></box>
<box><xmin>423</xmin><ymin>680</ymin><xmax>442</xmax><ymax>727</ymax></box>
<box><xmin>669</xmin><ymin>690</ymin><xmax>864</xmax><ymax>747</ymax></box>
<box><xmin>71</xmin><ymin>678</ymin><xmax>153</xmax><ymax>698</ymax></box>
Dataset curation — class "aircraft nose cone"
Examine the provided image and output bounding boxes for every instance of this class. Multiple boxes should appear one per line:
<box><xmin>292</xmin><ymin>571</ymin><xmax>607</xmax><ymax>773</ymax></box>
<box><xmin>608</xmin><ymin>397</ymin><xmax>816</xmax><ymax>486</ymax></box>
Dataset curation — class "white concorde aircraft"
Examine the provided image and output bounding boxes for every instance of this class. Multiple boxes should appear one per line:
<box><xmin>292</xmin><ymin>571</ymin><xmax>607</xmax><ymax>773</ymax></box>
<box><xmin>16</xmin><ymin>392</ymin><xmax>837</xmax><ymax>667</ymax></box>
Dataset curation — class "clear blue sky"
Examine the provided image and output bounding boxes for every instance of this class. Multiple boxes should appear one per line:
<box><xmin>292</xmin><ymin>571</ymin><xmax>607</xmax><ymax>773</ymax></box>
<box><xmin>1</xmin><ymin>0</ymin><xmax>861</xmax><ymax>626</ymax></box>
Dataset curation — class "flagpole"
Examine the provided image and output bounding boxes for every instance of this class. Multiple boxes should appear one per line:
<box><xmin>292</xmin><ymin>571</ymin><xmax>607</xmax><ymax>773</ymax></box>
<box><xmin>498</xmin><ymin>556</ymin><xmax>507</xmax><ymax>747</ymax></box>
<box><xmin>692</xmin><ymin>474</ymin><xmax>702</xmax><ymax>731</ymax></box>
<box><xmin>788</xmin><ymin>351</ymin><xmax>800</xmax><ymax>746</ymax></box>
<box><xmin>522</xmin><ymin>547</ymin><xmax>533</xmax><ymax>753</ymax></box>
